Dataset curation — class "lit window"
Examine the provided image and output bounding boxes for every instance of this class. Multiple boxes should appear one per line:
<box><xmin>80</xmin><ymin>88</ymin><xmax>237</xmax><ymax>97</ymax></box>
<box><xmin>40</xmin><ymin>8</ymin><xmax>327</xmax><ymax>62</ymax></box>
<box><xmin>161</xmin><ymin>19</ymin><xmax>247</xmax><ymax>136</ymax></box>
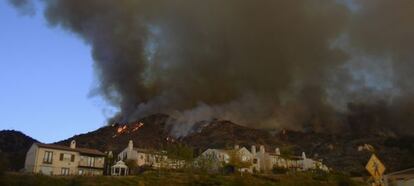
<box><xmin>87</xmin><ymin>157</ymin><xmax>95</xmax><ymax>167</ymax></box>
<box><xmin>61</xmin><ymin>168</ymin><xmax>70</xmax><ymax>175</ymax></box>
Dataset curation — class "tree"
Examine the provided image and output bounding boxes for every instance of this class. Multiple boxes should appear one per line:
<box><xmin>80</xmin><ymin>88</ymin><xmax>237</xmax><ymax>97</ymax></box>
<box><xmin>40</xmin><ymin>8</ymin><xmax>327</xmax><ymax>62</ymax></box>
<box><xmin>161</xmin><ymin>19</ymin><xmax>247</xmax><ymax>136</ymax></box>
<box><xmin>166</xmin><ymin>144</ymin><xmax>194</xmax><ymax>162</ymax></box>
<box><xmin>195</xmin><ymin>153</ymin><xmax>220</xmax><ymax>173</ymax></box>
<box><xmin>125</xmin><ymin>159</ymin><xmax>139</xmax><ymax>175</ymax></box>
<box><xmin>225</xmin><ymin>150</ymin><xmax>252</xmax><ymax>175</ymax></box>
<box><xmin>166</xmin><ymin>144</ymin><xmax>194</xmax><ymax>170</ymax></box>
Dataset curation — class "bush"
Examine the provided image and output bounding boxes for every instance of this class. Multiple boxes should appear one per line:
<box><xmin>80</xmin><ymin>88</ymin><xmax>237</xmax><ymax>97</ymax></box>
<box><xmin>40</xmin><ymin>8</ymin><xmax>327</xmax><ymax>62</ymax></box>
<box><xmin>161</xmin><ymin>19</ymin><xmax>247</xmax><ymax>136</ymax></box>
<box><xmin>311</xmin><ymin>169</ymin><xmax>329</xmax><ymax>181</ymax></box>
<box><xmin>272</xmin><ymin>167</ymin><xmax>288</xmax><ymax>174</ymax></box>
<box><xmin>222</xmin><ymin>164</ymin><xmax>236</xmax><ymax>175</ymax></box>
<box><xmin>136</xmin><ymin>165</ymin><xmax>153</xmax><ymax>174</ymax></box>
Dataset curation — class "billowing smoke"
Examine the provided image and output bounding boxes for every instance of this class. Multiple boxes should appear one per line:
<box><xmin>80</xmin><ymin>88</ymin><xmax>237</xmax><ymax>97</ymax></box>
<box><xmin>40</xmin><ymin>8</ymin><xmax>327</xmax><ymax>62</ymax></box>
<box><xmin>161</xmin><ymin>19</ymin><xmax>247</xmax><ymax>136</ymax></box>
<box><xmin>8</xmin><ymin>0</ymin><xmax>414</xmax><ymax>136</ymax></box>
<box><xmin>346</xmin><ymin>0</ymin><xmax>414</xmax><ymax>135</ymax></box>
<box><xmin>7</xmin><ymin>0</ymin><xmax>35</xmax><ymax>15</ymax></box>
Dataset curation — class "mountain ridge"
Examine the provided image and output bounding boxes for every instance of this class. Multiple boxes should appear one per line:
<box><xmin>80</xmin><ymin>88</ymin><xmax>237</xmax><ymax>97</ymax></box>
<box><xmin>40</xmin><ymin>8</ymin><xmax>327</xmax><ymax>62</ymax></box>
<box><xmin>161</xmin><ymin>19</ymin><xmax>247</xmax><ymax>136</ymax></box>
<box><xmin>1</xmin><ymin>114</ymin><xmax>414</xmax><ymax>176</ymax></box>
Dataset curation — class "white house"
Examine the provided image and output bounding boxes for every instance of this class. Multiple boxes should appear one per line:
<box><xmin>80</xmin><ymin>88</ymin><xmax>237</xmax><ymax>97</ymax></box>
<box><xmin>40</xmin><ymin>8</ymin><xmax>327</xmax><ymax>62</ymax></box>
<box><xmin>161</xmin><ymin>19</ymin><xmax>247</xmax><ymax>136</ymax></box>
<box><xmin>200</xmin><ymin>145</ymin><xmax>255</xmax><ymax>172</ymax></box>
<box><xmin>117</xmin><ymin>140</ymin><xmax>185</xmax><ymax>169</ymax></box>
<box><xmin>199</xmin><ymin>145</ymin><xmax>329</xmax><ymax>173</ymax></box>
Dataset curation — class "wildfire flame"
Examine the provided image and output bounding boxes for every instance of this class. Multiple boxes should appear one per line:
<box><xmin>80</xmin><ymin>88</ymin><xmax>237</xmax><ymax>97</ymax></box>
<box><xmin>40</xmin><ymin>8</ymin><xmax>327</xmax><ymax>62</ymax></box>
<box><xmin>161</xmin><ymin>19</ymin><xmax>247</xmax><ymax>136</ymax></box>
<box><xmin>117</xmin><ymin>125</ymin><xmax>128</xmax><ymax>134</ymax></box>
<box><xmin>112</xmin><ymin>122</ymin><xmax>145</xmax><ymax>138</ymax></box>
<box><xmin>132</xmin><ymin>122</ymin><xmax>144</xmax><ymax>132</ymax></box>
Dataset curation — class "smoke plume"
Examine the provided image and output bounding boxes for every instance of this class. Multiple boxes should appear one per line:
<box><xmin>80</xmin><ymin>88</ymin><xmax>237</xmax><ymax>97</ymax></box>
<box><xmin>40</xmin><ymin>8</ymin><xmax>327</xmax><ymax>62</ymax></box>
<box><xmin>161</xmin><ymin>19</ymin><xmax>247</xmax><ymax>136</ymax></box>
<box><xmin>8</xmin><ymin>0</ymin><xmax>414</xmax><ymax>136</ymax></box>
<box><xmin>7</xmin><ymin>0</ymin><xmax>35</xmax><ymax>15</ymax></box>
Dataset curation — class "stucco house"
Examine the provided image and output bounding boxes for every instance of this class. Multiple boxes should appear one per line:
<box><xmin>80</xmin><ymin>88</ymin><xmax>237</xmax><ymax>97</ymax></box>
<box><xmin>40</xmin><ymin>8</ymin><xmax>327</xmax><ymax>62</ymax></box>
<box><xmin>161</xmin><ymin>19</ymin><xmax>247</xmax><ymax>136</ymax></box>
<box><xmin>117</xmin><ymin>140</ymin><xmax>185</xmax><ymax>169</ymax></box>
<box><xmin>199</xmin><ymin>145</ymin><xmax>329</xmax><ymax>173</ymax></box>
<box><xmin>24</xmin><ymin>140</ymin><xmax>106</xmax><ymax>176</ymax></box>
<box><xmin>199</xmin><ymin>145</ymin><xmax>256</xmax><ymax>172</ymax></box>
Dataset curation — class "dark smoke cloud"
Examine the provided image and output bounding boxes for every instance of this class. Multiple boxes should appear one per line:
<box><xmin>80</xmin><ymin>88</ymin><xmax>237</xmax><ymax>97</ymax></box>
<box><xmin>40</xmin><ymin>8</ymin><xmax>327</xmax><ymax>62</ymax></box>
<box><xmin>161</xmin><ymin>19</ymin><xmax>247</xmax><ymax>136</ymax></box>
<box><xmin>38</xmin><ymin>0</ymin><xmax>350</xmax><ymax>135</ymax></box>
<box><xmin>8</xmin><ymin>0</ymin><xmax>414</xmax><ymax>136</ymax></box>
<box><xmin>346</xmin><ymin>0</ymin><xmax>414</xmax><ymax>135</ymax></box>
<box><xmin>7</xmin><ymin>0</ymin><xmax>35</xmax><ymax>16</ymax></box>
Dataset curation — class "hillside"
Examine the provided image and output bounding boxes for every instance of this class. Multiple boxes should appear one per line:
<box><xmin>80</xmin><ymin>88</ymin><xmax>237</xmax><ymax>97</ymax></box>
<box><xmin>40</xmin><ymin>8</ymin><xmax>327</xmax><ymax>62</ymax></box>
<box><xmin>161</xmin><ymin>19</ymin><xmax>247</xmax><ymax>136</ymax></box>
<box><xmin>55</xmin><ymin>114</ymin><xmax>414</xmax><ymax>175</ymax></box>
<box><xmin>55</xmin><ymin>114</ymin><xmax>176</xmax><ymax>153</ymax></box>
<box><xmin>0</xmin><ymin>130</ymin><xmax>38</xmax><ymax>171</ymax></box>
<box><xmin>2</xmin><ymin>114</ymin><xmax>414</xmax><ymax>175</ymax></box>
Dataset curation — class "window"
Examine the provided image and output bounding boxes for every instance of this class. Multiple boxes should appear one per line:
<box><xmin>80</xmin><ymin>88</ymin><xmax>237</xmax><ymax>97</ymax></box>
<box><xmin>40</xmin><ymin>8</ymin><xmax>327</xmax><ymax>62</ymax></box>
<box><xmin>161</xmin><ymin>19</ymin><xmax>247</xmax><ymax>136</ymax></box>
<box><xmin>43</xmin><ymin>151</ymin><xmax>53</xmax><ymax>164</ymax></box>
<box><xmin>61</xmin><ymin>168</ymin><xmax>70</xmax><ymax>176</ymax></box>
<box><xmin>78</xmin><ymin>169</ymin><xmax>84</xmax><ymax>175</ymax></box>
<box><xmin>253</xmin><ymin>158</ymin><xmax>258</xmax><ymax>164</ymax></box>
<box><xmin>60</xmin><ymin>153</ymin><xmax>74</xmax><ymax>162</ymax></box>
<box><xmin>87</xmin><ymin>157</ymin><xmax>95</xmax><ymax>167</ymax></box>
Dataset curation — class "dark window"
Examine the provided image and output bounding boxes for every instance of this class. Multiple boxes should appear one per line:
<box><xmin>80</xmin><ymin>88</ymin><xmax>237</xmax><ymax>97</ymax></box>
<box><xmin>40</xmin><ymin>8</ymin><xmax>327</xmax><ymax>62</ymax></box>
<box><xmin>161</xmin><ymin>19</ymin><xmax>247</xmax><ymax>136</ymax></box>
<box><xmin>253</xmin><ymin>158</ymin><xmax>258</xmax><ymax>164</ymax></box>
<box><xmin>71</xmin><ymin>155</ymin><xmax>75</xmax><ymax>162</ymax></box>
<box><xmin>59</xmin><ymin>153</ymin><xmax>73</xmax><ymax>162</ymax></box>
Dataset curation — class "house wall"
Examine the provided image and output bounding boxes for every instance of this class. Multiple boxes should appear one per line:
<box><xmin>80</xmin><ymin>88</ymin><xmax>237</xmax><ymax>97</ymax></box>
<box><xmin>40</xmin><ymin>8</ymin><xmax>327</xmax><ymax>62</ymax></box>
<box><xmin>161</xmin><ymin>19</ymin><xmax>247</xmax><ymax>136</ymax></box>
<box><xmin>79</xmin><ymin>155</ymin><xmax>105</xmax><ymax>168</ymax></box>
<box><xmin>24</xmin><ymin>144</ymin><xmax>38</xmax><ymax>172</ymax></box>
<box><xmin>78</xmin><ymin>168</ymin><xmax>104</xmax><ymax>176</ymax></box>
<box><xmin>118</xmin><ymin>147</ymin><xmax>139</xmax><ymax>162</ymax></box>
<box><xmin>255</xmin><ymin>151</ymin><xmax>270</xmax><ymax>171</ymax></box>
<box><xmin>25</xmin><ymin>145</ymin><xmax>104</xmax><ymax>176</ymax></box>
<box><xmin>33</xmin><ymin>147</ymin><xmax>79</xmax><ymax>175</ymax></box>
<box><xmin>136</xmin><ymin>152</ymin><xmax>148</xmax><ymax>166</ymax></box>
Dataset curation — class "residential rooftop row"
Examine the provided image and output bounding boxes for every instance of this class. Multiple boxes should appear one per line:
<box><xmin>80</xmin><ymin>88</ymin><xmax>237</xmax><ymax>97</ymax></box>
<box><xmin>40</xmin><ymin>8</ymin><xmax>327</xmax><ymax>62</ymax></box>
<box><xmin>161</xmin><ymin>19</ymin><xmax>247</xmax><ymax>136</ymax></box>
<box><xmin>24</xmin><ymin>140</ymin><xmax>328</xmax><ymax>176</ymax></box>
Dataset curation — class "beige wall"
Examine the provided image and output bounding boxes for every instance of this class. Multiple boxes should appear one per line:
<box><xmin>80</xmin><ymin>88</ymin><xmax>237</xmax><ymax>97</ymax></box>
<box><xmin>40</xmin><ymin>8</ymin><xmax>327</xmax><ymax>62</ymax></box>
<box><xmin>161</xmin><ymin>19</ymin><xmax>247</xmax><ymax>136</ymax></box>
<box><xmin>24</xmin><ymin>144</ymin><xmax>104</xmax><ymax>176</ymax></box>
<box><xmin>79</xmin><ymin>156</ymin><xmax>105</xmax><ymax>168</ymax></box>
<box><xmin>24</xmin><ymin>145</ymin><xmax>37</xmax><ymax>172</ymax></box>
<box><xmin>33</xmin><ymin>147</ymin><xmax>79</xmax><ymax>175</ymax></box>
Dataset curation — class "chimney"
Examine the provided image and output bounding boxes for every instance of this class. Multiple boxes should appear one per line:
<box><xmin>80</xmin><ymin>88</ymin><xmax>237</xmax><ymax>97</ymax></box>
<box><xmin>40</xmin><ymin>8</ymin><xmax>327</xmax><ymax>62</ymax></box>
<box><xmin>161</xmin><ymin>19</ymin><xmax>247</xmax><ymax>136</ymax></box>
<box><xmin>260</xmin><ymin>145</ymin><xmax>265</xmax><ymax>154</ymax></box>
<box><xmin>251</xmin><ymin>145</ymin><xmax>256</xmax><ymax>155</ymax></box>
<box><xmin>70</xmin><ymin>140</ymin><xmax>76</xmax><ymax>149</ymax></box>
<box><xmin>302</xmin><ymin>152</ymin><xmax>307</xmax><ymax>159</ymax></box>
<box><xmin>234</xmin><ymin>144</ymin><xmax>239</xmax><ymax>150</ymax></box>
<box><xmin>128</xmin><ymin>140</ymin><xmax>133</xmax><ymax>151</ymax></box>
<box><xmin>275</xmin><ymin>148</ymin><xmax>280</xmax><ymax>156</ymax></box>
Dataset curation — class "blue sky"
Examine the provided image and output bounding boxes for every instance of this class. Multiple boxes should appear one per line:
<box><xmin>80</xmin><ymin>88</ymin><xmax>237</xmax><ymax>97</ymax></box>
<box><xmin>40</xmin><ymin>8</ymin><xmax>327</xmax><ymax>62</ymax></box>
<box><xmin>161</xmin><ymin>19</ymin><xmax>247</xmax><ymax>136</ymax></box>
<box><xmin>0</xmin><ymin>1</ymin><xmax>114</xmax><ymax>143</ymax></box>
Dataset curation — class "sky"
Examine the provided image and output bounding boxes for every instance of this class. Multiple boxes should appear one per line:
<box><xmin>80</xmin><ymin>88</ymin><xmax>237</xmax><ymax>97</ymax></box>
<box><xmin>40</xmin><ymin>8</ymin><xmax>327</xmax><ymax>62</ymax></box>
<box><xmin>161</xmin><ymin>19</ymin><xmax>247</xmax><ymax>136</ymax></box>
<box><xmin>0</xmin><ymin>1</ymin><xmax>115</xmax><ymax>143</ymax></box>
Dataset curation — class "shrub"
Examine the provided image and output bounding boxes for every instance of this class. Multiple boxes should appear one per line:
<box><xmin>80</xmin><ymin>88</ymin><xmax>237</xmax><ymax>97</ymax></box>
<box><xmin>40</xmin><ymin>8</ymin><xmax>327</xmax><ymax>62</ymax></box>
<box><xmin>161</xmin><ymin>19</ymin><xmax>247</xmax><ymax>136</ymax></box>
<box><xmin>222</xmin><ymin>164</ymin><xmax>236</xmax><ymax>175</ymax></box>
<box><xmin>272</xmin><ymin>167</ymin><xmax>288</xmax><ymax>174</ymax></box>
<box><xmin>311</xmin><ymin>169</ymin><xmax>329</xmax><ymax>181</ymax></box>
<box><xmin>136</xmin><ymin>165</ymin><xmax>153</xmax><ymax>174</ymax></box>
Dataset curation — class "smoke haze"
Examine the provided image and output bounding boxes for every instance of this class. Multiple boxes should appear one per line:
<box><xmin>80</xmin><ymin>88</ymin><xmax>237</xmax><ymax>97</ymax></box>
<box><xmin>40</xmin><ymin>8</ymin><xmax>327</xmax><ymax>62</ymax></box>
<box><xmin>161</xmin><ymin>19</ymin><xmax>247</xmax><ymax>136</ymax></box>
<box><xmin>8</xmin><ymin>0</ymin><xmax>414</xmax><ymax>136</ymax></box>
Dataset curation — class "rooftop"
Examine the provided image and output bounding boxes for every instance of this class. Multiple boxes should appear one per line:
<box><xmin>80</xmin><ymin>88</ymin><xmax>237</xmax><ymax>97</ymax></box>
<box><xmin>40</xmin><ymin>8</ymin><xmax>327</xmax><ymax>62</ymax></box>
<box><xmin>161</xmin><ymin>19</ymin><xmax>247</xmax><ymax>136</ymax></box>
<box><xmin>35</xmin><ymin>143</ymin><xmax>106</xmax><ymax>156</ymax></box>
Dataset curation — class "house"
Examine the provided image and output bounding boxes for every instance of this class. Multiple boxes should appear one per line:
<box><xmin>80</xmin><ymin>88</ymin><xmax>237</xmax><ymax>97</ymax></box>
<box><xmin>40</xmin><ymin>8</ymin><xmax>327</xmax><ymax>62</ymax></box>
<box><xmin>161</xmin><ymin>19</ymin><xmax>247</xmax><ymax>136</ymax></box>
<box><xmin>384</xmin><ymin>167</ymin><xmax>414</xmax><ymax>186</ymax></box>
<box><xmin>200</xmin><ymin>145</ymin><xmax>255</xmax><ymax>172</ymax></box>
<box><xmin>199</xmin><ymin>145</ymin><xmax>329</xmax><ymax>173</ymax></box>
<box><xmin>24</xmin><ymin>140</ymin><xmax>106</xmax><ymax>176</ymax></box>
<box><xmin>117</xmin><ymin>140</ymin><xmax>185</xmax><ymax>169</ymax></box>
